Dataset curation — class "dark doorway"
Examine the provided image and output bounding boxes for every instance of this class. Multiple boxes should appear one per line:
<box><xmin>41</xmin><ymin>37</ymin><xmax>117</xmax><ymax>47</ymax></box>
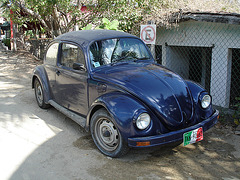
<box><xmin>188</xmin><ymin>47</ymin><xmax>212</xmax><ymax>92</ymax></box>
<box><xmin>230</xmin><ymin>48</ymin><xmax>240</xmax><ymax>108</ymax></box>
<box><xmin>166</xmin><ymin>46</ymin><xmax>212</xmax><ymax>92</ymax></box>
<box><xmin>155</xmin><ymin>45</ymin><xmax>162</xmax><ymax>64</ymax></box>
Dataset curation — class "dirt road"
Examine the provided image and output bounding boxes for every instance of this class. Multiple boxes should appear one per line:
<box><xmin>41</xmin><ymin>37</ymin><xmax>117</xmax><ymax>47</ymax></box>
<box><xmin>0</xmin><ymin>49</ymin><xmax>239</xmax><ymax>180</ymax></box>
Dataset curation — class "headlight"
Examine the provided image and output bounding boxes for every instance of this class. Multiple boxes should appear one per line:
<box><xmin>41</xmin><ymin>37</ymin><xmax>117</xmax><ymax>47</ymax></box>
<box><xmin>136</xmin><ymin>113</ymin><xmax>151</xmax><ymax>130</ymax></box>
<box><xmin>201</xmin><ymin>94</ymin><xmax>211</xmax><ymax>109</ymax></box>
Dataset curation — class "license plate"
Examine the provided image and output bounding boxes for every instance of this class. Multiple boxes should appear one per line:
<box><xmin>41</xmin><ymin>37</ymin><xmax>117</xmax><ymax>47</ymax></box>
<box><xmin>183</xmin><ymin>127</ymin><xmax>203</xmax><ymax>146</ymax></box>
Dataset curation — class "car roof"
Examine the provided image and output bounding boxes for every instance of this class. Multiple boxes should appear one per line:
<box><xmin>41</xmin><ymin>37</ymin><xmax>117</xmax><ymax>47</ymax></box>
<box><xmin>55</xmin><ymin>30</ymin><xmax>137</xmax><ymax>48</ymax></box>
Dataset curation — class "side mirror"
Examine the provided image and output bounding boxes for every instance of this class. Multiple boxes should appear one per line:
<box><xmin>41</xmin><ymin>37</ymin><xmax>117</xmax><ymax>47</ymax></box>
<box><xmin>73</xmin><ymin>63</ymin><xmax>86</xmax><ymax>71</ymax></box>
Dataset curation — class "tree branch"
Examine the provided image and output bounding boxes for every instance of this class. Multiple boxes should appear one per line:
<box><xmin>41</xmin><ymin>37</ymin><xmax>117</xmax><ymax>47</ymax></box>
<box><xmin>18</xmin><ymin>3</ymin><xmax>50</xmax><ymax>31</ymax></box>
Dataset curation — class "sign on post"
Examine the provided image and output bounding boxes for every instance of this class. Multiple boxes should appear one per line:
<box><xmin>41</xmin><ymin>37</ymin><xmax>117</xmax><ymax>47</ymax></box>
<box><xmin>140</xmin><ymin>25</ymin><xmax>156</xmax><ymax>45</ymax></box>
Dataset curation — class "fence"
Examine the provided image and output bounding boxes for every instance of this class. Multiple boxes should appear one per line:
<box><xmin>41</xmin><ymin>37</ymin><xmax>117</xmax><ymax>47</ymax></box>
<box><xmin>152</xmin><ymin>19</ymin><xmax>240</xmax><ymax>109</ymax></box>
<box><xmin>24</xmin><ymin>39</ymin><xmax>52</xmax><ymax>60</ymax></box>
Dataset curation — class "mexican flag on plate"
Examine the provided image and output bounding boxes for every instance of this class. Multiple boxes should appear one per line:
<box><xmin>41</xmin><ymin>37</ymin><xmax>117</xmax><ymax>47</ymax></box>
<box><xmin>183</xmin><ymin>127</ymin><xmax>203</xmax><ymax>146</ymax></box>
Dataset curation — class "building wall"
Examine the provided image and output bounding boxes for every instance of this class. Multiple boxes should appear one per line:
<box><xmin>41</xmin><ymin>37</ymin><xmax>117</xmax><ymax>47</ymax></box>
<box><xmin>0</xmin><ymin>17</ymin><xmax>5</xmax><ymax>24</ymax></box>
<box><xmin>156</xmin><ymin>20</ymin><xmax>240</xmax><ymax>107</ymax></box>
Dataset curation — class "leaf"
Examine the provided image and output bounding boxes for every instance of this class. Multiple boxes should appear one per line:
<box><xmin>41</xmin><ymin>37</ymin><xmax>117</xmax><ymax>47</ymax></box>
<box><xmin>104</xmin><ymin>24</ymin><xmax>111</xmax><ymax>30</ymax></box>
<box><xmin>95</xmin><ymin>26</ymin><xmax>102</xmax><ymax>30</ymax></box>
<box><xmin>234</xmin><ymin>119</ymin><xmax>240</xmax><ymax>125</ymax></box>
<box><xmin>98</xmin><ymin>24</ymin><xmax>105</xmax><ymax>29</ymax></box>
<box><xmin>102</xmin><ymin>18</ymin><xmax>110</xmax><ymax>26</ymax></box>
<box><xmin>82</xmin><ymin>24</ymin><xmax>92</xmax><ymax>30</ymax></box>
<box><xmin>109</xmin><ymin>20</ymin><xmax>119</xmax><ymax>30</ymax></box>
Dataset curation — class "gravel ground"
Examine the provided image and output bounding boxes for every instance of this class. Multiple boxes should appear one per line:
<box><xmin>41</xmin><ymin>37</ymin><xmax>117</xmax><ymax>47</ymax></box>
<box><xmin>0</xmin><ymin>49</ymin><xmax>240</xmax><ymax>180</ymax></box>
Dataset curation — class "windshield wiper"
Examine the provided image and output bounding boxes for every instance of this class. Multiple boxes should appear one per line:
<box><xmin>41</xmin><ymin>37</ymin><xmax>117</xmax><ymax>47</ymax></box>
<box><xmin>110</xmin><ymin>57</ymin><xmax>150</xmax><ymax>66</ymax></box>
<box><xmin>110</xmin><ymin>60</ymin><xmax>129</xmax><ymax>66</ymax></box>
<box><xmin>133</xmin><ymin>57</ymin><xmax>150</xmax><ymax>61</ymax></box>
<box><xmin>111</xmin><ymin>56</ymin><xmax>131</xmax><ymax>65</ymax></box>
<box><xmin>113</xmin><ymin>56</ymin><xmax>149</xmax><ymax>63</ymax></box>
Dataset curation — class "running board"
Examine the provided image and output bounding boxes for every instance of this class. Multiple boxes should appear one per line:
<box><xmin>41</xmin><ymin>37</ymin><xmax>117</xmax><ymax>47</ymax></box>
<box><xmin>48</xmin><ymin>100</ymin><xmax>86</xmax><ymax>128</ymax></box>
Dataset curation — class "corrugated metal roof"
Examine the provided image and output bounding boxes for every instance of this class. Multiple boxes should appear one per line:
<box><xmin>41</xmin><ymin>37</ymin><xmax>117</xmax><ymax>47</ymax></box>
<box><xmin>179</xmin><ymin>12</ymin><xmax>240</xmax><ymax>24</ymax></box>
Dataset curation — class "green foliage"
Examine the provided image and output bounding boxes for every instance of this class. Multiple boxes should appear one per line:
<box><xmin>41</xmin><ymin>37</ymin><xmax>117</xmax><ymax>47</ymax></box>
<box><xmin>233</xmin><ymin>97</ymin><xmax>240</xmax><ymax>125</ymax></box>
<box><xmin>99</xmin><ymin>18</ymin><xmax>121</xmax><ymax>31</ymax></box>
<box><xmin>83</xmin><ymin>0</ymin><xmax>240</xmax><ymax>34</ymax></box>
<box><xmin>24</xmin><ymin>30</ymin><xmax>35</xmax><ymax>39</ymax></box>
<box><xmin>82</xmin><ymin>18</ymin><xmax>122</xmax><ymax>31</ymax></box>
<box><xmin>1</xmin><ymin>0</ymin><xmax>239</xmax><ymax>38</ymax></box>
<box><xmin>89</xmin><ymin>0</ymin><xmax>145</xmax><ymax>34</ymax></box>
<box><xmin>0</xmin><ymin>0</ymin><xmax>83</xmax><ymax>37</ymax></box>
<box><xmin>39</xmin><ymin>26</ymin><xmax>46</xmax><ymax>35</ymax></box>
<box><xmin>82</xmin><ymin>24</ymin><xmax>92</xmax><ymax>30</ymax></box>
<box><xmin>2</xmin><ymin>38</ymin><xmax>10</xmax><ymax>49</ymax></box>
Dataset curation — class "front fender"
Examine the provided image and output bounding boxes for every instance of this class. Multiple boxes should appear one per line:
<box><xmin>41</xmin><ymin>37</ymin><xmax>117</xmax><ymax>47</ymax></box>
<box><xmin>86</xmin><ymin>92</ymin><xmax>159</xmax><ymax>141</ymax></box>
<box><xmin>32</xmin><ymin>65</ymin><xmax>52</xmax><ymax>103</ymax></box>
<box><xmin>185</xmin><ymin>80</ymin><xmax>213</xmax><ymax>120</ymax></box>
<box><xmin>185</xmin><ymin>80</ymin><xmax>205</xmax><ymax>103</ymax></box>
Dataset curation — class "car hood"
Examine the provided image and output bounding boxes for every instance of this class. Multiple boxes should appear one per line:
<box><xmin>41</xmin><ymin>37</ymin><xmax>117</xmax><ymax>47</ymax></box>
<box><xmin>92</xmin><ymin>63</ymin><xmax>193</xmax><ymax>130</ymax></box>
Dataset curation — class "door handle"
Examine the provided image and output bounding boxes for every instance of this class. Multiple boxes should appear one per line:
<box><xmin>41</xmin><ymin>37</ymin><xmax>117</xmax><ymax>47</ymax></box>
<box><xmin>56</xmin><ymin>70</ymin><xmax>60</xmax><ymax>76</ymax></box>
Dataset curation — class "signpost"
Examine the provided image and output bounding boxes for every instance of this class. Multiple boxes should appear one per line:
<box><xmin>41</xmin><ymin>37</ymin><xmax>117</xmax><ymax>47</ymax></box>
<box><xmin>140</xmin><ymin>24</ymin><xmax>156</xmax><ymax>59</ymax></box>
<box><xmin>140</xmin><ymin>25</ymin><xmax>156</xmax><ymax>45</ymax></box>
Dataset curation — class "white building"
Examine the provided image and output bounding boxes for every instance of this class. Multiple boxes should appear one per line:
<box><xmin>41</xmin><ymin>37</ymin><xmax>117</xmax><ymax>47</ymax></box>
<box><xmin>0</xmin><ymin>17</ymin><xmax>5</xmax><ymax>24</ymax></box>
<box><xmin>155</xmin><ymin>13</ymin><xmax>240</xmax><ymax>108</ymax></box>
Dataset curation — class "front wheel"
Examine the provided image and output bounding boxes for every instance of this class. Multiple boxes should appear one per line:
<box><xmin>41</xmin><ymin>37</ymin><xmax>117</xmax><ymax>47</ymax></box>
<box><xmin>90</xmin><ymin>108</ymin><xmax>129</xmax><ymax>157</ymax></box>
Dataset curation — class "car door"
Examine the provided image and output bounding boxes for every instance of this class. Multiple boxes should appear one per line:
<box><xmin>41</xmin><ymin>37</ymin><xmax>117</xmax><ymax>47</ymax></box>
<box><xmin>54</xmin><ymin>42</ymin><xmax>88</xmax><ymax>116</ymax></box>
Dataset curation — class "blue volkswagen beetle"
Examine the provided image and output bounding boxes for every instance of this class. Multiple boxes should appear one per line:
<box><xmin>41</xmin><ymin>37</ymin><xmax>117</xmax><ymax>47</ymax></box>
<box><xmin>32</xmin><ymin>30</ymin><xmax>219</xmax><ymax>157</ymax></box>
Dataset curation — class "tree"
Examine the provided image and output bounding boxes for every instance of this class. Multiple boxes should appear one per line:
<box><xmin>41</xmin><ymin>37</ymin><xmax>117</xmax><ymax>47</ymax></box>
<box><xmin>0</xmin><ymin>0</ymin><xmax>86</xmax><ymax>38</ymax></box>
<box><xmin>0</xmin><ymin>0</ymin><xmax>157</xmax><ymax>37</ymax></box>
<box><xmin>0</xmin><ymin>0</ymin><xmax>239</xmax><ymax>38</ymax></box>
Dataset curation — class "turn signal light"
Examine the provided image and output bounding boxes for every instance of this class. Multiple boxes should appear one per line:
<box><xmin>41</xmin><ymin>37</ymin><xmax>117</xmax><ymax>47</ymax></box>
<box><xmin>136</xmin><ymin>141</ymin><xmax>150</xmax><ymax>146</ymax></box>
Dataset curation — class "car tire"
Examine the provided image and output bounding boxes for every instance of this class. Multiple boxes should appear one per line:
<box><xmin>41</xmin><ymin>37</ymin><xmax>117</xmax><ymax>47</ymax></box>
<box><xmin>90</xmin><ymin>108</ymin><xmax>129</xmax><ymax>157</ymax></box>
<box><xmin>34</xmin><ymin>78</ymin><xmax>50</xmax><ymax>109</ymax></box>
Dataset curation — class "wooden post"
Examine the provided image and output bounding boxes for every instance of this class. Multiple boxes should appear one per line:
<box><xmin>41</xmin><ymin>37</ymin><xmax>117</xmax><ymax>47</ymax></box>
<box><xmin>10</xmin><ymin>9</ymin><xmax>16</xmax><ymax>51</ymax></box>
<box><xmin>148</xmin><ymin>21</ymin><xmax>155</xmax><ymax>60</ymax></box>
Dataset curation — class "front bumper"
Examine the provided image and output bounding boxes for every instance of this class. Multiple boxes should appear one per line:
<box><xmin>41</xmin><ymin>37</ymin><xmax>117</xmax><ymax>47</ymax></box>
<box><xmin>128</xmin><ymin>110</ymin><xmax>219</xmax><ymax>147</ymax></box>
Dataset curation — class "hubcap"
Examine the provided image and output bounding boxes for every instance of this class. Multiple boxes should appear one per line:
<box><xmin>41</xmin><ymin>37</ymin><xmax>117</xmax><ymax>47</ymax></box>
<box><xmin>35</xmin><ymin>81</ymin><xmax>43</xmax><ymax>105</ymax></box>
<box><xmin>95</xmin><ymin>118</ymin><xmax>119</xmax><ymax>151</ymax></box>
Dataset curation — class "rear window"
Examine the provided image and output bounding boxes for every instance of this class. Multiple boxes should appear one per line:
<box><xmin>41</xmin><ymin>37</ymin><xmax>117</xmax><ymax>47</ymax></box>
<box><xmin>45</xmin><ymin>43</ymin><xmax>59</xmax><ymax>66</ymax></box>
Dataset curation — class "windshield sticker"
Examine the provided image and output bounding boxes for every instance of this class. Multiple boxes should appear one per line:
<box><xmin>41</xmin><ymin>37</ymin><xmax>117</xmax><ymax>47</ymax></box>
<box><xmin>93</xmin><ymin>62</ymin><xmax>100</xmax><ymax>68</ymax></box>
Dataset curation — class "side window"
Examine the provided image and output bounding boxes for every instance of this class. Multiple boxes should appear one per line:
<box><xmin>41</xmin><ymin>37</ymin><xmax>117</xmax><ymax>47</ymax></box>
<box><xmin>60</xmin><ymin>43</ymin><xmax>85</xmax><ymax>69</ymax></box>
<box><xmin>45</xmin><ymin>43</ymin><xmax>58</xmax><ymax>66</ymax></box>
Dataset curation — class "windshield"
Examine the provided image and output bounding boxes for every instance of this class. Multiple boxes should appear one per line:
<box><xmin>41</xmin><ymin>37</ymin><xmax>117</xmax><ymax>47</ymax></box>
<box><xmin>89</xmin><ymin>38</ymin><xmax>151</xmax><ymax>68</ymax></box>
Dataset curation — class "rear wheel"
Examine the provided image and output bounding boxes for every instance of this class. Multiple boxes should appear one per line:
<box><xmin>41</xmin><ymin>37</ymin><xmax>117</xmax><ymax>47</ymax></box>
<box><xmin>90</xmin><ymin>108</ymin><xmax>129</xmax><ymax>157</ymax></box>
<box><xmin>34</xmin><ymin>78</ymin><xmax>50</xmax><ymax>109</ymax></box>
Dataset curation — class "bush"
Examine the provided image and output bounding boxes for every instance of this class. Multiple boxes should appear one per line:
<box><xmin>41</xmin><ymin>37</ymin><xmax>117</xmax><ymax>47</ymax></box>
<box><xmin>2</xmin><ymin>38</ymin><xmax>11</xmax><ymax>50</ymax></box>
<box><xmin>233</xmin><ymin>97</ymin><xmax>240</xmax><ymax>125</ymax></box>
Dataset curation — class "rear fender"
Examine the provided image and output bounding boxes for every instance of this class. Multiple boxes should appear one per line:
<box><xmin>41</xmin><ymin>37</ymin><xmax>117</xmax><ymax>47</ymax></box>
<box><xmin>32</xmin><ymin>65</ymin><xmax>52</xmax><ymax>103</ymax></box>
